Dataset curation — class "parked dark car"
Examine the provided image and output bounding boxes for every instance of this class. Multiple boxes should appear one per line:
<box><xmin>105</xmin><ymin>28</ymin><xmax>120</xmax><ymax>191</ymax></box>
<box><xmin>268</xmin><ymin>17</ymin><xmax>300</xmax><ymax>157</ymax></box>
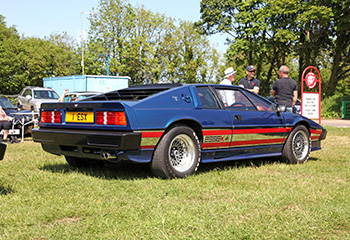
<box><xmin>0</xmin><ymin>97</ymin><xmax>35</xmax><ymax>137</ymax></box>
<box><xmin>32</xmin><ymin>84</ymin><xmax>327</xmax><ymax>179</ymax></box>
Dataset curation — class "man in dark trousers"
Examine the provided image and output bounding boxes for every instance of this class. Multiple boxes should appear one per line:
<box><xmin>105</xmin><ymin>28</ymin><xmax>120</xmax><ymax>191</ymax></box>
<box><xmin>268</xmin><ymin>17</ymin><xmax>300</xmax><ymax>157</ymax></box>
<box><xmin>271</xmin><ymin>65</ymin><xmax>298</xmax><ymax>112</ymax></box>
<box><xmin>239</xmin><ymin>65</ymin><xmax>260</xmax><ymax>94</ymax></box>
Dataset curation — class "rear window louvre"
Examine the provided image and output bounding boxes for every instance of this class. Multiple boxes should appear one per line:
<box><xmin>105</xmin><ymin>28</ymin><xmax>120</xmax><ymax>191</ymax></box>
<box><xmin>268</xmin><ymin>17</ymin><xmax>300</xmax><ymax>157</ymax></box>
<box><xmin>90</xmin><ymin>84</ymin><xmax>182</xmax><ymax>101</ymax></box>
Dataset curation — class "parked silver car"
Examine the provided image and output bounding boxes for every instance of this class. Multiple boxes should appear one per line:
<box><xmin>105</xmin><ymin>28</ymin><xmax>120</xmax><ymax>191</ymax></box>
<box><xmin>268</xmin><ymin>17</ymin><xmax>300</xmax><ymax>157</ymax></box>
<box><xmin>16</xmin><ymin>86</ymin><xmax>59</xmax><ymax>112</ymax></box>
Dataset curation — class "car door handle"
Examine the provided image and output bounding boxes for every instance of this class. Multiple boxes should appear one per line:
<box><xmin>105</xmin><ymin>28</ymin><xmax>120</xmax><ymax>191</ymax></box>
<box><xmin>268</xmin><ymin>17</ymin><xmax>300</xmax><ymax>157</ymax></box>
<box><xmin>234</xmin><ymin>115</ymin><xmax>242</xmax><ymax>121</ymax></box>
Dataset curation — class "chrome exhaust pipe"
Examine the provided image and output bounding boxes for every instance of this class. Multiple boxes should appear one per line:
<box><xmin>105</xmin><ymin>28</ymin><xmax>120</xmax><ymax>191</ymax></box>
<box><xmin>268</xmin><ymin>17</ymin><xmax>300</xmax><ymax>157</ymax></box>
<box><xmin>100</xmin><ymin>152</ymin><xmax>117</xmax><ymax>160</ymax></box>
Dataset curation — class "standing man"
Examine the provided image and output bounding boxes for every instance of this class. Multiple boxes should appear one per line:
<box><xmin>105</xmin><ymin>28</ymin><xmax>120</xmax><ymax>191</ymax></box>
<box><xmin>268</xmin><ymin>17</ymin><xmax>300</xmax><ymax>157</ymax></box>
<box><xmin>220</xmin><ymin>67</ymin><xmax>236</xmax><ymax>86</ymax></box>
<box><xmin>271</xmin><ymin>65</ymin><xmax>298</xmax><ymax>113</ymax></box>
<box><xmin>219</xmin><ymin>67</ymin><xmax>236</xmax><ymax>106</ymax></box>
<box><xmin>239</xmin><ymin>65</ymin><xmax>260</xmax><ymax>94</ymax></box>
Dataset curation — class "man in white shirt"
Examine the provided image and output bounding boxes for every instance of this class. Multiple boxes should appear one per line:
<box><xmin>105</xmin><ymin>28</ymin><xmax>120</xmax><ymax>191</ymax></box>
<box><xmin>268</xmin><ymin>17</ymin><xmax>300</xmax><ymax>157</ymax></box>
<box><xmin>219</xmin><ymin>67</ymin><xmax>236</xmax><ymax>106</ymax></box>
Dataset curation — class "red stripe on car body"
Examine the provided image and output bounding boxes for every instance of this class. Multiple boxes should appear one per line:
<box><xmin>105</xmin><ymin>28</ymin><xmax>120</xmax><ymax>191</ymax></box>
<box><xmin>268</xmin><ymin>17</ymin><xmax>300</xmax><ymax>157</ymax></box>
<box><xmin>231</xmin><ymin>138</ymin><xmax>286</xmax><ymax>146</ymax></box>
<box><xmin>234</xmin><ymin>128</ymin><xmax>291</xmax><ymax>134</ymax></box>
<box><xmin>141</xmin><ymin>131</ymin><xmax>164</xmax><ymax>138</ymax></box>
<box><xmin>203</xmin><ymin>129</ymin><xmax>232</xmax><ymax>136</ymax></box>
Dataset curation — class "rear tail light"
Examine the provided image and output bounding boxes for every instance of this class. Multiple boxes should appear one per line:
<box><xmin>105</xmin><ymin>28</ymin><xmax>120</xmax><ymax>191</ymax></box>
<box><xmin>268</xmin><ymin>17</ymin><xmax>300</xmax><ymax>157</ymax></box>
<box><xmin>96</xmin><ymin>111</ymin><xmax>127</xmax><ymax>126</ymax></box>
<box><xmin>40</xmin><ymin>111</ymin><xmax>61</xmax><ymax>123</ymax></box>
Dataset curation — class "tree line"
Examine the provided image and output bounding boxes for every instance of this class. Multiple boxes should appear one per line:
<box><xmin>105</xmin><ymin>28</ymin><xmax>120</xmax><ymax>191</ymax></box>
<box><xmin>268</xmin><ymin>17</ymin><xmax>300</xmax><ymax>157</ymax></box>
<box><xmin>196</xmin><ymin>0</ymin><xmax>350</xmax><ymax>97</ymax></box>
<box><xmin>1</xmin><ymin>0</ymin><xmax>349</xmax><ymax>98</ymax></box>
<box><xmin>0</xmin><ymin>15</ymin><xmax>80</xmax><ymax>95</ymax></box>
<box><xmin>0</xmin><ymin>0</ymin><xmax>221</xmax><ymax>95</ymax></box>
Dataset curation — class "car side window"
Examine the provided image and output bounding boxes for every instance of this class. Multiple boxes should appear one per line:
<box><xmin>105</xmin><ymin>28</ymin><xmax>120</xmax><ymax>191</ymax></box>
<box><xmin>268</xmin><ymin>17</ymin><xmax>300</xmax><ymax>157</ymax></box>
<box><xmin>215</xmin><ymin>88</ymin><xmax>255</xmax><ymax>111</ymax></box>
<box><xmin>24</xmin><ymin>89</ymin><xmax>32</xmax><ymax>97</ymax></box>
<box><xmin>196</xmin><ymin>87</ymin><xmax>219</xmax><ymax>109</ymax></box>
<box><xmin>47</xmin><ymin>91</ymin><xmax>56</xmax><ymax>99</ymax></box>
<box><xmin>244</xmin><ymin>91</ymin><xmax>275</xmax><ymax>112</ymax></box>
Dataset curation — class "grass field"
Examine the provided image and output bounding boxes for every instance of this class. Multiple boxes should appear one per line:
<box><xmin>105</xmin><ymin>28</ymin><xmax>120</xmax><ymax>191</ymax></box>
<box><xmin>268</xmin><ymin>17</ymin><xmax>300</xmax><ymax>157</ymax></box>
<box><xmin>0</xmin><ymin>126</ymin><xmax>349</xmax><ymax>239</ymax></box>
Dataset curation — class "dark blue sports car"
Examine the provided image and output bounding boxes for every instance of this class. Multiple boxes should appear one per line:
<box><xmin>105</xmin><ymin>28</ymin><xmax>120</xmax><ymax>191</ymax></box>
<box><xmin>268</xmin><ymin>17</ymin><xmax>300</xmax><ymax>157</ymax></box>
<box><xmin>32</xmin><ymin>84</ymin><xmax>327</xmax><ymax>178</ymax></box>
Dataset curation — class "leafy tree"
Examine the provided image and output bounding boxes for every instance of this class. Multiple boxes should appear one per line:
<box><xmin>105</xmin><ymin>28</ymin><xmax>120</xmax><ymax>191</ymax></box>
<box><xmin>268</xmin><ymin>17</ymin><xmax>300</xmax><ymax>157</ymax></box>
<box><xmin>86</xmin><ymin>0</ymin><xmax>146</xmax><ymax>83</ymax></box>
<box><xmin>156</xmin><ymin>20</ymin><xmax>221</xmax><ymax>84</ymax></box>
<box><xmin>85</xmin><ymin>0</ymin><xmax>223</xmax><ymax>85</ymax></box>
<box><xmin>196</xmin><ymin>0</ymin><xmax>299</xmax><ymax>95</ymax></box>
<box><xmin>45</xmin><ymin>32</ymin><xmax>80</xmax><ymax>76</ymax></box>
<box><xmin>0</xmin><ymin>15</ymin><xmax>24</xmax><ymax>94</ymax></box>
<box><xmin>20</xmin><ymin>36</ymin><xmax>80</xmax><ymax>88</ymax></box>
<box><xmin>0</xmin><ymin>15</ymin><xmax>80</xmax><ymax>94</ymax></box>
<box><xmin>196</xmin><ymin>0</ymin><xmax>350</xmax><ymax>97</ymax></box>
<box><xmin>326</xmin><ymin>0</ymin><xmax>350</xmax><ymax>96</ymax></box>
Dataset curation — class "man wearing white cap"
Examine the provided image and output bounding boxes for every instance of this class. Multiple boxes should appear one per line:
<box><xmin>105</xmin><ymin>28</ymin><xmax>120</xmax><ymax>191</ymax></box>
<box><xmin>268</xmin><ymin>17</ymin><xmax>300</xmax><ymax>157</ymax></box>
<box><xmin>219</xmin><ymin>67</ymin><xmax>236</xmax><ymax>106</ymax></box>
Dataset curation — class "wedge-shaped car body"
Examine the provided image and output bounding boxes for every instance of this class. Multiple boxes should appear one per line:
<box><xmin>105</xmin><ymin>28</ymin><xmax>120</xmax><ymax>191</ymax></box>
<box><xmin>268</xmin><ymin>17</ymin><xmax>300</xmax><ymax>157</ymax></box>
<box><xmin>32</xmin><ymin>84</ymin><xmax>327</xmax><ymax>178</ymax></box>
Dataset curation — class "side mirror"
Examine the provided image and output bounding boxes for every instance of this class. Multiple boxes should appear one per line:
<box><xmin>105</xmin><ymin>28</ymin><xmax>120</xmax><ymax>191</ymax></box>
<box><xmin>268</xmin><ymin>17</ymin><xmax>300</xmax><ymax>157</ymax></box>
<box><xmin>25</xmin><ymin>95</ymin><xmax>32</xmax><ymax>99</ymax></box>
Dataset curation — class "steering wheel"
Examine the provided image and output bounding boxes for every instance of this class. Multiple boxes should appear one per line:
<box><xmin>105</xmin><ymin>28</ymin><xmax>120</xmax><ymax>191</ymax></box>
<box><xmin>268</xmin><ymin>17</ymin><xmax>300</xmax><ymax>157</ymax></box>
<box><xmin>230</xmin><ymin>102</ymin><xmax>247</xmax><ymax>108</ymax></box>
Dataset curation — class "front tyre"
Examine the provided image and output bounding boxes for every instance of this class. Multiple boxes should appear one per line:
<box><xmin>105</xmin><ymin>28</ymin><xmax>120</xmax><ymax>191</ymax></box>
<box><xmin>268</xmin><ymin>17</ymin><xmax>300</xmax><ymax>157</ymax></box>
<box><xmin>151</xmin><ymin>125</ymin><xmax>201</xmax><ymax>179</ymax></box>
<box><xmin>282</xmin><ymin>125</ymin><xmax>311</xmax><ymax>164</ymax></box>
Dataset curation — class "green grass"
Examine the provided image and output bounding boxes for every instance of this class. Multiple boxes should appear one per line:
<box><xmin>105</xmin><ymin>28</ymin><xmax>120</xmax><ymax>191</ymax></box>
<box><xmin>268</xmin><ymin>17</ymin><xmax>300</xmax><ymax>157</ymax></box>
<box><xmin>1</xmin><ymin>127</ymin><xmax>350</xmax><ymax>239</ymax></box>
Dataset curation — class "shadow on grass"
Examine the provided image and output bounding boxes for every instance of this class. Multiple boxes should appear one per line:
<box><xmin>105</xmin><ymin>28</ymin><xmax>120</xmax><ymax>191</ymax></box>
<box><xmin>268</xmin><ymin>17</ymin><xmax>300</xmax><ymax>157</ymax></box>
<box><xmin>308</xmin><ymin>157</ymin><xmax>318</xmax><ymax>162</ymax></box>
<box><xmin>197</xmin><ymin>157</ymin><xmax>282</xmax><ymax>174</ymax></box>
<box><xmin>0</xmin><ymin>184</ymin><xmax>15</xmax><ymax>195</ymax></box>
<box><xmin>40</xmin><ymin>162</ymin><xmax>153</xmax><ymax>180</ymax></box>
<box><xmin>39</xmin><ymin>155</ymin><xmax>318</xmax><ymax>180</ymax></box>
<box><xmin>198</xmin><ymin>156</ymin><xmax>319</xmax><ymax>175</ymax></box>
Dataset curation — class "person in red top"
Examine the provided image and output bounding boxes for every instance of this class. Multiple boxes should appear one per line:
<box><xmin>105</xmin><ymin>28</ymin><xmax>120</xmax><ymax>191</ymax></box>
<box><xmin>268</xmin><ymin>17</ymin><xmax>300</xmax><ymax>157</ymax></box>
<box><xmin>0</xmin><ymin>106</ymin><xmax>13</xmax><ymax>142</ymax></box>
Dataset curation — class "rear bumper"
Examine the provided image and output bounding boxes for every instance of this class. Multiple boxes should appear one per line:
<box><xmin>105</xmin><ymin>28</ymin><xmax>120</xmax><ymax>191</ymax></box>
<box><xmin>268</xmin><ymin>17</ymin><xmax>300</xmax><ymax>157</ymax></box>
<box><xmin>32</xmin><ymin>128</ymin><xmax>141</xmax><ymax>159</ymax></box>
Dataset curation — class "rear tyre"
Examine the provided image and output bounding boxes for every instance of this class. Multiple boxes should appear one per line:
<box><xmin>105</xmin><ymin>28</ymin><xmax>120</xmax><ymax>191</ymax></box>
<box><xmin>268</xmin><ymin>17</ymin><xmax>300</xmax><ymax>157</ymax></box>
<box><xmin>65</xmin><ymin>156</ymin><xmax>105</xmax><ymax>168</ymax></box>
<box><xmin>151</xmin><ymin>125</ymin><xmax>201</xmax><ymax>179</ymax></box>
<box><xmin>282</xmin><ymin>125</ymin><xmax>311</xmax><ymax>164</ymax></box>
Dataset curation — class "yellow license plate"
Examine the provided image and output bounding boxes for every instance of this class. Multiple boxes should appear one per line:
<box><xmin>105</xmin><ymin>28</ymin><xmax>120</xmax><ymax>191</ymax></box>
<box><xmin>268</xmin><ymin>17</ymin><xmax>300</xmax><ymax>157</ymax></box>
<box><xmin>66</xmin><ymin>112</ymin><xmax>94</xmax><ymax>123</ymax></box>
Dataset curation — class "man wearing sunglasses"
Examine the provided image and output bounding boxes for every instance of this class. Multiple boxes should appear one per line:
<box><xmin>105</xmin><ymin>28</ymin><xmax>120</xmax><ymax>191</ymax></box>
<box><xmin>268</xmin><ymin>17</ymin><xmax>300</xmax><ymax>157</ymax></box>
<box><xmin>239</xmin><ymin>65</ymin><xmax>260</xmax><ymax>94</ymax></box>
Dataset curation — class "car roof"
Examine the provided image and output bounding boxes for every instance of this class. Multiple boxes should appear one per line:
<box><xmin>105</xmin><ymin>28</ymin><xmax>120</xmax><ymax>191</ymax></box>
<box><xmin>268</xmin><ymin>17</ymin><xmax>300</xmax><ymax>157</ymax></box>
<box><xmin>23</xmin><ymin>86</ymin><xmax>55</xmax><ymax>90</ymax></box>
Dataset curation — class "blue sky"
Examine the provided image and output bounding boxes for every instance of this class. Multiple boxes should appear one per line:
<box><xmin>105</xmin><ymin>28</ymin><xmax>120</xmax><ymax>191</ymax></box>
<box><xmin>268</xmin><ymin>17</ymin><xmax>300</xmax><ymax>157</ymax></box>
<box><xmin>1</xmin><ymin>0</ymin><xmax>228</xmax><ymax>53</ymax></box>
